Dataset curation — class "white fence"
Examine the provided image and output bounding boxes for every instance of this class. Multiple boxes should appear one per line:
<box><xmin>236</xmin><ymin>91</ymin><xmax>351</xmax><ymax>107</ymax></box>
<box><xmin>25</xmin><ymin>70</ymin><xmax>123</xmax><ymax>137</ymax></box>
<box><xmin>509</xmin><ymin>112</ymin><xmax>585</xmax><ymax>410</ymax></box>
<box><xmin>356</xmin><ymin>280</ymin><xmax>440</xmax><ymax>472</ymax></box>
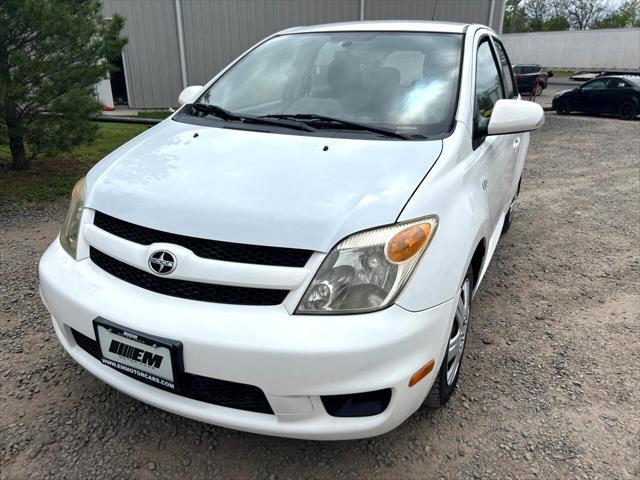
<box><xmin>501</xmin><ymin>28</ymin><xmax>640</xmax><ymax>71</ymax></box>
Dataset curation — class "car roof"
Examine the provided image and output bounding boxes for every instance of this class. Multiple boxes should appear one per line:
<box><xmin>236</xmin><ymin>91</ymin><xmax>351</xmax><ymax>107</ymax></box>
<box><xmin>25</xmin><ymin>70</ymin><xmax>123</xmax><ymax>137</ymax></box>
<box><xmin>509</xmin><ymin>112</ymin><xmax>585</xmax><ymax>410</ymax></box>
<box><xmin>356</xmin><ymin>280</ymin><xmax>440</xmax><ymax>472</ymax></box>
<box><xmin>585</xmin><ymin>75</ymin><xmax>640</xmax><ymax>86</ymax></box>
<box><xmin>278</xmin><ymin>20</ymin><xmax>471</xmax><ymax>35</ymax></box>
<box><xmin>593</xmin><ymin>75</ymin><xmax>638</xmax><ymax>80</ymax></box>
<box><xmin>620</xmin><ymin>75</ymin><xmax>640</xmax><ymax>84</ymax></box>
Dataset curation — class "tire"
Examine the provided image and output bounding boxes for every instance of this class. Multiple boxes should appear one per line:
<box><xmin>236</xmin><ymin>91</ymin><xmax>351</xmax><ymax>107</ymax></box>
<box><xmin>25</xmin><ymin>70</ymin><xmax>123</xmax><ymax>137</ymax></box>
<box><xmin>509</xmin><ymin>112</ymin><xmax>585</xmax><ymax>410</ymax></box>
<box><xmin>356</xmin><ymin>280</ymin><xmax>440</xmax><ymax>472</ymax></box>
<box><xmin>618</xmin><ymin>101</ymin><xmax>637</xmax><ymax>121</ymax></box>
<box><xmin>555</xmin><ymin>99</ymin><xmax>570</xmax><ymax>115</ymax></box>
<box><xmin>501</xmin><ymin>196</ymin><xmax>516</xmax><ymax>234</ymax></box>
<box><xmin>534</xmin><ymin>83</ymin><xmax>543</xmax><ymax>97</ymax></box>
<box><xmin>424</xmin><ymin>267</ymin><xmax>474</xmax><ymax>408</ymax></box>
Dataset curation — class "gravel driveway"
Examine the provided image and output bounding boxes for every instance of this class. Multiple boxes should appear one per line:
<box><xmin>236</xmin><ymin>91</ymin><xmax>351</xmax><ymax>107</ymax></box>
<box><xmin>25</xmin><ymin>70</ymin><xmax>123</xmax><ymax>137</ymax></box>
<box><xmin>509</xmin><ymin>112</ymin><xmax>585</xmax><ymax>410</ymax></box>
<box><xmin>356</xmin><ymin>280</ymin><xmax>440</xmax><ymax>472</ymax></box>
<box><xmin>1</xmin><ymin>113</ymin><xmax>638</xmax><ymax>480</ymax></box>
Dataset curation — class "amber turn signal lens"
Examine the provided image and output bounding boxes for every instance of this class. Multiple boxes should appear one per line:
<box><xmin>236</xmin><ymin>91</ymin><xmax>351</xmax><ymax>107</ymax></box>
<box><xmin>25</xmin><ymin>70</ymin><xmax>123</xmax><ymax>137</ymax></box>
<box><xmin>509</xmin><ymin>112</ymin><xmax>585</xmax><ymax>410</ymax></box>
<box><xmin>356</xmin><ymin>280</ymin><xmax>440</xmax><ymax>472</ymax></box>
<box><xmin>386</xmin><ymin>223</ymin><xmax>432</xmax><ymax>263</ymax></box>
<box><xmin>409</xmin><ymin>359</ymin><xmax>435</xmax><ymax>387</ymax></box>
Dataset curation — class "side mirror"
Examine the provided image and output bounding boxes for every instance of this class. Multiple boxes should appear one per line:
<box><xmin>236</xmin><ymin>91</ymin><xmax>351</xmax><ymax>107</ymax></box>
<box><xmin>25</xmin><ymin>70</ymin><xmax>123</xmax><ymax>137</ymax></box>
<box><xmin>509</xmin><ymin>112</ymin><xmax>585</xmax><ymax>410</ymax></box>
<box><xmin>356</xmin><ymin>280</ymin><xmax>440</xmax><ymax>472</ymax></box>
<box><xmin>487</xmin><ymin>99</ymin><xmax>545</xmax><ymax>135</ymax></box>
<box><xmin>178</xmin><ymin>85</ymin><xmax>203</xmax><ymax>106</ymax></box>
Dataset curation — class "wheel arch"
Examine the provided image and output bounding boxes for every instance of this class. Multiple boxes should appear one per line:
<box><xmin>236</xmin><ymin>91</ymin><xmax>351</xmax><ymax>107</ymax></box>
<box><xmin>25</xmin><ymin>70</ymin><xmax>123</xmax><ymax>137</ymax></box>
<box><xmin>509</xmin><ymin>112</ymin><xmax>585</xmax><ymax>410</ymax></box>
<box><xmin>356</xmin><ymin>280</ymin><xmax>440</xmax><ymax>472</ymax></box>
<box><xmin>470</xmin><ymin>239</ymin><xmax>486</xmax><ymax>285</ymax></box>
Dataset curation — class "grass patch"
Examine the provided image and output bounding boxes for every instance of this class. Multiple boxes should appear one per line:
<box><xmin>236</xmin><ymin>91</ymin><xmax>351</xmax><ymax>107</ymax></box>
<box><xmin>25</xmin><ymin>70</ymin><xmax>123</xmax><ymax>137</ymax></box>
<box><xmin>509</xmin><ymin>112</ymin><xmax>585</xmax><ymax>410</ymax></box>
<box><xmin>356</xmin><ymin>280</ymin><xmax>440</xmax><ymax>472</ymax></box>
<box><xmin>0</xmin><ymin>122</ymin><xmax>148</xmax><ymax>208</ymax></box>
<box><xmin>137</xmin><ymin>110</ymin><xmax>172</xmax><ymax>120</ymax></box>
<box><xmin>549</xmin><ymin>69</ymin><xmax>578</xmax><ymax>78</ymax></box>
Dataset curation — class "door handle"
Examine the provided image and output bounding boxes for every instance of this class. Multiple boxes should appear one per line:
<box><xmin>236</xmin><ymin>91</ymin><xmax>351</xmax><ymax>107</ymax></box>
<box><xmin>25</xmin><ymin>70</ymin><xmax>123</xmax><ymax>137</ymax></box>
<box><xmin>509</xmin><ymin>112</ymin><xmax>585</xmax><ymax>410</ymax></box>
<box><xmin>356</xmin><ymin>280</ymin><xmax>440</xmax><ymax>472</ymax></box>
<box><xmin>513</xmin><ymin>136</ymin><xmax>521</xmax><ymax>150</ymax></box>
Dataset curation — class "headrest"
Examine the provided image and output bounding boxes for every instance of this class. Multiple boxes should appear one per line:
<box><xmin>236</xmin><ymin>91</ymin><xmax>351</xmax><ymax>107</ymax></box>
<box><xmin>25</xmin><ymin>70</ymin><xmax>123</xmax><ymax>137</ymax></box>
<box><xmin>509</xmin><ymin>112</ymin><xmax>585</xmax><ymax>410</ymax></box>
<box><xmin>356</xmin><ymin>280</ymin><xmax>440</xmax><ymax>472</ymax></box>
<box><xmin>363</xmin><ymin>66</ymin><xmax>401</xmax><ymax>89</ymax></box>
<box><xmin>327</xmin><ymin>52</ymin><xmax>362</xmax><ymax>93</ymax></box>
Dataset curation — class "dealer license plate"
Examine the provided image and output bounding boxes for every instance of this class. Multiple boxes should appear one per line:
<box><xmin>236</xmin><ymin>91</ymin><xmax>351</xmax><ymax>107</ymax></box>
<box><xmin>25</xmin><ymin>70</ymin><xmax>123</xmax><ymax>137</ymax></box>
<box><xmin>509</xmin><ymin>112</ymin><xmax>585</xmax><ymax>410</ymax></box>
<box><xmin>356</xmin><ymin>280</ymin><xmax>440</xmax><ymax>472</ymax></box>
<box><xmin>93</xmin><ymin>318</ymin><xmax>182</xmax><ymax>392</ymax></box>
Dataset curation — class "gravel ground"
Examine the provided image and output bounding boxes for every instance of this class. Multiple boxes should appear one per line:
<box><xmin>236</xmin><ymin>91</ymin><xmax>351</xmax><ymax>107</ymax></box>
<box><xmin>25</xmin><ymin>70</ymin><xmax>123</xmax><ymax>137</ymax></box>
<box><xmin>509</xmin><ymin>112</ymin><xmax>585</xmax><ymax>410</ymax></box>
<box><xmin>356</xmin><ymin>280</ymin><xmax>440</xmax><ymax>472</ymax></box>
<box><xmin>1</xmin><ymin>113</ymin><xmax>639</xmax><ymax>479</ymax></box>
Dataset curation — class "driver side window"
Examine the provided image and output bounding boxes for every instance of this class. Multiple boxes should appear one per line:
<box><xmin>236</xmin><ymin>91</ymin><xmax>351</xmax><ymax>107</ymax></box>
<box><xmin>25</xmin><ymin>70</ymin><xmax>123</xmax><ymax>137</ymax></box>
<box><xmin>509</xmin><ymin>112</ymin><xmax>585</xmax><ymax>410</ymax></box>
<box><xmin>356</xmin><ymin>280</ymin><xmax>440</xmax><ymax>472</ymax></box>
<box><xmin>474</xmin><ymin>40</ymin><xmax>504</xmax><ymax>146</ymax></box>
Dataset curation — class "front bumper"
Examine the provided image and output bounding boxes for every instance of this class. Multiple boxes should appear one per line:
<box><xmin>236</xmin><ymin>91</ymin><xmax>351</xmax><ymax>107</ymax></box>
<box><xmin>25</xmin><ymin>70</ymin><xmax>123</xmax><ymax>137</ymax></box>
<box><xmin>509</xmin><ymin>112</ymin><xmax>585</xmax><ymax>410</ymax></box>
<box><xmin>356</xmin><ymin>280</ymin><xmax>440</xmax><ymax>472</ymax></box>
<box><xmin>39</xmin><ymin>238</ymin><xmax>456</xmax><ymax>440</ymax></box>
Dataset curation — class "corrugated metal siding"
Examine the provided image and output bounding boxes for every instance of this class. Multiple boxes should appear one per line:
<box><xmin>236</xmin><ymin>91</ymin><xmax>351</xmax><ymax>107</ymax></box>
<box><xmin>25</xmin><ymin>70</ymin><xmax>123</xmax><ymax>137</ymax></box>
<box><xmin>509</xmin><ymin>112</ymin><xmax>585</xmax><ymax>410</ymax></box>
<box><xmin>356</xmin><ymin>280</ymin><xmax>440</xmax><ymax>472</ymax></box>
<box><xmin>104</xmin><ymin>0</ymin><xmax>504</xmax><ymax>109</ymax></box>
<box><xmin>103</xmin><ymin>0</ymin><xmax>183</xmax><ymax>108</ymax></box>
<box><xmin>364</xmin><ymin>0</ymin><xmax>503</xmax><ymax>30</ymax></box>
<box><xmin>181</xmin><ymin>0</ymin><xmax>360</xmax><ymax>86</ymax></box>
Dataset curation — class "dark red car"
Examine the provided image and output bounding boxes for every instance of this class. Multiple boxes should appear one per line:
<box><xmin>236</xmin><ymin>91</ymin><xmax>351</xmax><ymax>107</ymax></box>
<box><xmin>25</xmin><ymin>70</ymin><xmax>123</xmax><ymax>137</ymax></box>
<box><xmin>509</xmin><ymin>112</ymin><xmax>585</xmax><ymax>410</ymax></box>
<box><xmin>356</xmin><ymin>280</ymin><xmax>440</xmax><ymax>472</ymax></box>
<box><xmin>512</xmin><ymin>64</ymin><xmax>550</xmax><ymax>96</ymax></box>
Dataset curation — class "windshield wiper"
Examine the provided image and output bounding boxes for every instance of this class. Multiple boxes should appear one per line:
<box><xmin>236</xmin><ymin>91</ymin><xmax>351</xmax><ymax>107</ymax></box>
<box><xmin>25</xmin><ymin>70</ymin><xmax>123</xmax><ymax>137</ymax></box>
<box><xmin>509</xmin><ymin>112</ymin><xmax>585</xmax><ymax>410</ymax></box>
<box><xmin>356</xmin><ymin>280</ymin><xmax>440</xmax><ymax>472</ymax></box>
<box><xmin>190</xmin><ymin>103</ymin><xmax>317</xmax><ymax>132</ymax></box>
<box><xmin>191</xmin><ymin>103</ymin><xmax>238</xmax><ymax>120</ymax></box>
<box><xmin>261</xmin><ymin>113</ymin><xmax>411</xmax><ymax>140</ymax></box>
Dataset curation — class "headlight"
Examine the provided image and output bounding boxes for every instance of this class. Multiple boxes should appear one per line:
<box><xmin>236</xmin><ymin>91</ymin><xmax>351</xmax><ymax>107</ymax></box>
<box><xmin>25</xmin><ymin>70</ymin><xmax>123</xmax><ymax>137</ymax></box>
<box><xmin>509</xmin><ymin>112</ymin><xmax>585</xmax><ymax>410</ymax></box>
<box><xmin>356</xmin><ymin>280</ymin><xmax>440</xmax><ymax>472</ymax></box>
<box><xmin>296</xmin><ymin>216</ymin><xmax>438</xmax><ymax>314</ymax></box>
<box><xmin>59</xmin><ymin>177</ymin><xmax>87</xmax><ymax>259</ymax></box>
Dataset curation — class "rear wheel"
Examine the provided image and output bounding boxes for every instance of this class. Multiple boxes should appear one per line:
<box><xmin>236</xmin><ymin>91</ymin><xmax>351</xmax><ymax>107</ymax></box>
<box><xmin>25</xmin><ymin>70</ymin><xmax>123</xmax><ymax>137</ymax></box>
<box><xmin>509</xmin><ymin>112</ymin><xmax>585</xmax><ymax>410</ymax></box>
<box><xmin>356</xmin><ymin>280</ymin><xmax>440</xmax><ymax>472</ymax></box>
<box><xmin>555</xmin><ymin>99</ymin><xmax>570</xmax><ymax>115</ymax></box>
<box><xmin>534</xmin><ymin>83</ymin><xmax>543</xmax><ymax>97</ymax></box>
<box><xmin>424</xmin><ymin>268</ymin><xmax>473</xmax><ymax>408</ymax></box>
<box><xmin>618</xmin><ymin>101</ymin><xmax>637</xmax><ymax>121</ymax></box>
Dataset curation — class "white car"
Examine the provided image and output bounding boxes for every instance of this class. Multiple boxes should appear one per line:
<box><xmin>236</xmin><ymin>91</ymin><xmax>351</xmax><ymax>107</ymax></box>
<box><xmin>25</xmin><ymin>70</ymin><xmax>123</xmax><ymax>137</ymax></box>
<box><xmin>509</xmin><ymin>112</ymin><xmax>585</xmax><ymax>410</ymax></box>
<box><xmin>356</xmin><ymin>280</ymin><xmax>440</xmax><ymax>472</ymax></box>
<box><xmin>569</xmin><ymin>71</ymin><xmax>599</xmax><ymax>82</ymax></box>
<box><xmin>39</xmin><ymin>21</ymin><xmax>543</xmax><ymax>440</ymax></box>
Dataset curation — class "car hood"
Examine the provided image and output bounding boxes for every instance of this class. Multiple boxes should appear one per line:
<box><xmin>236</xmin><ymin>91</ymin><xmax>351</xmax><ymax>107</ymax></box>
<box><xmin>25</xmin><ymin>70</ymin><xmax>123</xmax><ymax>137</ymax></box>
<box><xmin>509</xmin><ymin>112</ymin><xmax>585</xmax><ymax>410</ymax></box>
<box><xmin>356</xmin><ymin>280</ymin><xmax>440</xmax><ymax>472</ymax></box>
<box><xmin>86</xmin><ymin>119</ymin><xmax>442</xmax><ymax>252</ymax></box>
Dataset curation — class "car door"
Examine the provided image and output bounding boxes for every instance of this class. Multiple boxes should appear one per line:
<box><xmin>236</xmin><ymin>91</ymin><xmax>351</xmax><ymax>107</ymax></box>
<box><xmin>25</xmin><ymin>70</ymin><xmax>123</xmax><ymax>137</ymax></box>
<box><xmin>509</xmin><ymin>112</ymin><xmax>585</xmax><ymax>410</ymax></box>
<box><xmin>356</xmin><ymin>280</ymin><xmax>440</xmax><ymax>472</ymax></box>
<box><xmin>600</xmin><ymin>78</ymin><xmax>628</xmax><ymax>114</ymax></box>
<box><xmin>492</xmin><ymin>39</ymin><xmax>522</xmax><ymax>206</ymax></box>
<box><xmin>472</xmin><ymin>38</ymin><xmax>516</xmax><ymax>231</ymax></box>
<box><xmin>575</xmin><ymin>79</ymin><xmax>608</xmax><ymax>112</ymax></box>
<box><xmin>523</xmin><ymin>66</ymin><xmax>538</xmax><ymax>92</ymax></box>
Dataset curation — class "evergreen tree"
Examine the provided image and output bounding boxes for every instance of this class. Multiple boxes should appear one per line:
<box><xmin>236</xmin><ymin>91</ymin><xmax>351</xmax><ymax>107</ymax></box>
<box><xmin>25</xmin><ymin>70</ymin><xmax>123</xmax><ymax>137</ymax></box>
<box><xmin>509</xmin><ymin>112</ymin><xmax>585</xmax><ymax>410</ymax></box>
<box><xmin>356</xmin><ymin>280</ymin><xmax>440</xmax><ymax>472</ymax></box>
<box><xmin>0</xmin><ymin>0</ymin><xmax>126</xmax><ymax>170</ymax></box>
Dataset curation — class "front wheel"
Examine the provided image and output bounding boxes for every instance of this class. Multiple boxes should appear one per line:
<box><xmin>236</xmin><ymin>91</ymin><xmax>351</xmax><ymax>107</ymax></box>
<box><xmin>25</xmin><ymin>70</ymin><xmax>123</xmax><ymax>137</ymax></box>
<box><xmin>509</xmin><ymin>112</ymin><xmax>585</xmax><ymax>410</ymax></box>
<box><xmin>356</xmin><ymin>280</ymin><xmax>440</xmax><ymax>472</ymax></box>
<box><xmin>424</xmin><ymin>268</ymin><xmax>474</xmax><ymax>408</ymax></box>
<box><xmin>618</xmin><ymin>101</ymin><xmax>638</xmax><ymax>121</ymax></box>
<box><xmin>555</xmin><ymin>99</ymin><xmax>570</xmax><ymax>115</ymax></box>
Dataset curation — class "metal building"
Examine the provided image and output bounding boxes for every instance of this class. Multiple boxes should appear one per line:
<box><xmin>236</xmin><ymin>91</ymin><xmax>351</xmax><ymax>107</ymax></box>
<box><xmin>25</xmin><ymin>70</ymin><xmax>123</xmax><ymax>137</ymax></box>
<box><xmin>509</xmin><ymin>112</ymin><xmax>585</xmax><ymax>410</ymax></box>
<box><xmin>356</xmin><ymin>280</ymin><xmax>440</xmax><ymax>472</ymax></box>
<box><xmin>102</xmin><ymin>0</ymin><xmax>506</xmax><ymax>109</ymax></box>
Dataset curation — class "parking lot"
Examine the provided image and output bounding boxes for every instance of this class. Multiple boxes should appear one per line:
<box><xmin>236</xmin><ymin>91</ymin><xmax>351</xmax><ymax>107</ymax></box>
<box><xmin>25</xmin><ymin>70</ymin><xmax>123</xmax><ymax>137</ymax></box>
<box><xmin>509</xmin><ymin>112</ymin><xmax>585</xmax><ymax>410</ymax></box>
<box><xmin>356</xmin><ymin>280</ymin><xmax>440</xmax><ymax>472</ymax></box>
<box><xmin>1</xmin><ymin>113</ymin><xmax>638</xmax><ymax>479</ymax></box>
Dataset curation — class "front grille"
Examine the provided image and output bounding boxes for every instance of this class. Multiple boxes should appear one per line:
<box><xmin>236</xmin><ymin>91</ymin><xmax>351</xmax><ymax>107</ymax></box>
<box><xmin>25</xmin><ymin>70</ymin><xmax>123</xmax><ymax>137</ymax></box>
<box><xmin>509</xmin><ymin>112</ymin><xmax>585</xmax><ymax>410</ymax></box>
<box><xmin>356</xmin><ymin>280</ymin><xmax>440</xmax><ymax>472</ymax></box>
<box><xmin>71</xmin><ymin>329</ymin><xmax>274</xmax><ymax>414</ymax></box>
<box><xmin>90</xmin><ymin>247</ymin><xmax>288</xmax><ymax>306</ymax></box>
<box><xmin>93</xmin><ymin>211</ymin><xmax>313</xmax><ymax>267</ymax></box>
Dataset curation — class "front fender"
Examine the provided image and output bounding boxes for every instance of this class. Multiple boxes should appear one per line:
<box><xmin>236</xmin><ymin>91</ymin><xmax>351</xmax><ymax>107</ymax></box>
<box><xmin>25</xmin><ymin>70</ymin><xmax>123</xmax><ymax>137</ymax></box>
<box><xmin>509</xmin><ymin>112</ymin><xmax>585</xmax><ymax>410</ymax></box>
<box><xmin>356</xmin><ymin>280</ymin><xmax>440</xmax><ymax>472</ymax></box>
<box><xmin>395</xmin><ymin>123</ymin><xmax>492</xmax><ymax>312</ymax></box>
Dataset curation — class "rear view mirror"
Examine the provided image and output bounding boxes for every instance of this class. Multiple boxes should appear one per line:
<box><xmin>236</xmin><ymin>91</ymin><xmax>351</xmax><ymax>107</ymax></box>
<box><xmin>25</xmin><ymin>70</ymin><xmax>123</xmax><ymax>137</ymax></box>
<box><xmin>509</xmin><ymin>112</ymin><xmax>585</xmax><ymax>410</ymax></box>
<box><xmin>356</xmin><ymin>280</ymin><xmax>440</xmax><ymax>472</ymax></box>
<box><xmin>178</xmin><ymin>85</ymin><xmax>204</xmax><ymax>106</ymax></box>
<box><xmin>487</xmin><ymin>99</ymin><xmax>545</xmax><ymax>135</ymax></box>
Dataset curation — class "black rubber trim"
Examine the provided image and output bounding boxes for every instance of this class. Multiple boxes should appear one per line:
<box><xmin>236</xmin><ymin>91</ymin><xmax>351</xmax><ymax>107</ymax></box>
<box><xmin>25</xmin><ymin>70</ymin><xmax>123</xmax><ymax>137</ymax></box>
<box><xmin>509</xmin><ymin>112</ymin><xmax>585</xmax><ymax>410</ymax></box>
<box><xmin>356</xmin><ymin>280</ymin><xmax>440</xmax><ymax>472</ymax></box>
<box><xmin>70</xmin><ymin>328</ymin><xmax>274</xmax><ymax>414</ymax></box>
<box><xmin>321</xmin><ymin>389</ymin><xmax>392</xmax><ymax>417</ymax></box>
<box><xmin>94</xmin><ymin>211</ymin><xmax>313</xmax><ymax>268</ymax></box>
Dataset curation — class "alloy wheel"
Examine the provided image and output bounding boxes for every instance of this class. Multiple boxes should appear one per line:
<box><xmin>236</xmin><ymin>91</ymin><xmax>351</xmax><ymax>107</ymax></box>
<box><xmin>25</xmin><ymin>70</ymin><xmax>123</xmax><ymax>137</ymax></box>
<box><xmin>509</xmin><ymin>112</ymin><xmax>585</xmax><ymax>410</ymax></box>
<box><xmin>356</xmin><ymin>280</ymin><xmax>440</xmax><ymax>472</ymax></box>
<box><xmin>556</xmin><ymin>100</ymin><xmax>570</xmax><ymax>115</ymax></box>
<box><xmin>446</xmin><ymin>278</ymin><xmax>471</xmax><ymax>386</ymax></box>
<box><xmin>619</xmin><ymin>102</ymin><xmax>636</xmax><ymax>121</ymax></box>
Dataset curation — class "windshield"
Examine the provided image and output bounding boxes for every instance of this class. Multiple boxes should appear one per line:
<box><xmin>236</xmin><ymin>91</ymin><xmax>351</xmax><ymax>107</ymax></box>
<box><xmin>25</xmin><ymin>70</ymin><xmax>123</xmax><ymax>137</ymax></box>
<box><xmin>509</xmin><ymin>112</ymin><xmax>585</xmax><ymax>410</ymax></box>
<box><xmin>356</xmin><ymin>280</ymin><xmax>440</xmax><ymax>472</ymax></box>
<box><xmin>196</xmin><ymin>32</ymin><xmax>463</xmax><ymax>138</ymax></box>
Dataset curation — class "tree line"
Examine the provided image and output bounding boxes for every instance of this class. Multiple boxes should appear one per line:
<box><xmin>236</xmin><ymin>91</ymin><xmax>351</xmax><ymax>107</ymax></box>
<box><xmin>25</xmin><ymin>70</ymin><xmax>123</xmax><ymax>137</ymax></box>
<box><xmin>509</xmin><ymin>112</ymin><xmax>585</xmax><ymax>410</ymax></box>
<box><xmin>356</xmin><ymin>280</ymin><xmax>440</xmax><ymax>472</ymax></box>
<box><xmin>504</xmin><ymin>0</ymin><xmax>640</xmax><ymax>32</ymax></box>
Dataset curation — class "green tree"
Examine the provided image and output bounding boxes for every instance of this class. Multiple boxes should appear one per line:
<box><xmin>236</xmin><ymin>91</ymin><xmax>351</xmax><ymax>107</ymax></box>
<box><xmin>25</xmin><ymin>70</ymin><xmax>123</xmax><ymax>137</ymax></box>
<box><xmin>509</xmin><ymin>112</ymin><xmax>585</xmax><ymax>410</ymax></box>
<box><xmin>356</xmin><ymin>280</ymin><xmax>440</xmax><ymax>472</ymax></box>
<box><xmin>0</xmin><ymin>0</ymin><xmax>126</xmax><ymax>170</ymax></box>
<box><xmin>558</xmin><ymin>0</ymin><xmax>609</xmax><ymax>30</ymax></box>
<box><xmin>524</xmin><ymin>0</ymin><xmax>550</xmax><ymax>31</ymax></box>
<box><xmin>504</xmin><ymin>0</ymin><xmax>531</xmax><ymax>32</ymax></box>
<box><xmin>593</xmin><ymin>0</ymin><xmax>640</xmax><ymax>28</ymax></box>
<box><xmin>541</xmin><ymin>15</ymin><xmax>571</xmax><ymax>31</ymax></box>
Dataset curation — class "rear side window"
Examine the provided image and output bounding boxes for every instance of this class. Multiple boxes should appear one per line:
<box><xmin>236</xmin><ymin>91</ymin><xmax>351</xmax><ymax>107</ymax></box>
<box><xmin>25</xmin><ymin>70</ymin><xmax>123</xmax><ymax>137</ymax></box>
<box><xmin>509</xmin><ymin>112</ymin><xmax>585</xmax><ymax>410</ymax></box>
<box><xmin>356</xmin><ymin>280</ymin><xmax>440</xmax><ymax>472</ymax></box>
<box><xmin>475</xmin><ymin>40</ymin><xmax>504</xmax><ymax>121</ymax></box>
<box><xmin>493</xmin><ymin>40</ymin><xmax>517</xmax><ymax>98</ymax></box>
<box><xmin>582</xmin><ymin>79</ymin><xmax>607</xmax><ymax>90</ymax></box>
<box><xmin>607</xmin><ymin>78</ymin><xmax>631</xmax><ymax>89</ymax></box>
